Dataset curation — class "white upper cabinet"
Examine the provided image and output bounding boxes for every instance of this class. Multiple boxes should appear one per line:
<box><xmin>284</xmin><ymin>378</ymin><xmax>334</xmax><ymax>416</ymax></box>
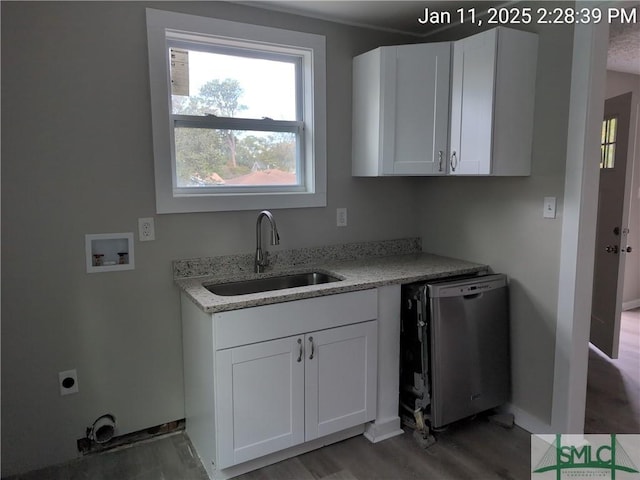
<box><xmin>352</xmin><ymin>42</ymin><xmax>451</xmax><ymax>176</ymax></box>
<box><xmin>449</xmin><ymin>27</ymin><xmax>538</xmax><ymax>176</ymax></box>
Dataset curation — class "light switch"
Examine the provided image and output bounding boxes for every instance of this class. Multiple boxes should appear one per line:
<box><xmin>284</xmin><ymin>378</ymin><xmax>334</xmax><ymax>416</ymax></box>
<box><xmin>337</xmin><ymin>208</ymin><xmax>347</xmax><ymax>227</ymax></box>
<box><xmin>543</xmin><ymin>197</ymin><xmax>556</xmax><ymax>219</ymax></box>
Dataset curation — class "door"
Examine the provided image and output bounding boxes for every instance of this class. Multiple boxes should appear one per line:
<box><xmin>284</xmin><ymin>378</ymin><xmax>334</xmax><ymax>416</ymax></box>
<box><xmin>382</xmin><ymin>42</ymin><xmax>450</xmax><ymax>175</ymax></box>
<box><xmin>305</xmin><ymin>321</ymin><xmax>378</xmax><ymax>441</ymax></box>
<box><xmin>216</xmin><ymin>335</ymin><xmax>305</xmax><ymax>468</ymax></box>
<box><xmin>449</xmin><ymin>28</ymin><xmax>496</xmax><ymax>175</ymax></box>
<box><xmin>590</xmin><ymin>92</ymin><xmax>633</xmax><ymax>359</ymax></box>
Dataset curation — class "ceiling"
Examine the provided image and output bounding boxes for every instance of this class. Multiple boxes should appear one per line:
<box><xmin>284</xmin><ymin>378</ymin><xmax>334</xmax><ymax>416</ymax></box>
<box><xmin>245</xmin><ymin>1</ymin><xmax>640</xmax><ymax>75</ymax></box>
<box><xmin>608</xmin><ymin>7</ymin><xmax>640</xmax><ymax>75</ymax></box>
<box><xmin>246</xmin><ymin>1</ymin><xmax>508</xmax><ymax>36</ymax></box>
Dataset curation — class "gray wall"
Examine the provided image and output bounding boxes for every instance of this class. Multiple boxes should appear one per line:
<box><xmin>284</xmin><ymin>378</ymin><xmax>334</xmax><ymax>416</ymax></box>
<box><xmin>1</xmin><ymin>2</ymin><xmax>420</xmax><ymax>475</ymax></box>
<box><xmin>418</xmin><ymin>20</ymin><xmax>575</xmax><ymax>424</ymax></box>
<box><xmin>605</xmin><ymin>71</ymin><xmax>640</xmax><ymax>307</ymax></box>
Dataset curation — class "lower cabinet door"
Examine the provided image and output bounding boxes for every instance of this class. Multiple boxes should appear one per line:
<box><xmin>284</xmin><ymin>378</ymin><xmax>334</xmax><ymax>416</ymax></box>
<box><xmin>305</xmin><ymin>321</ymin><xmax>378</xmax><ymax>441</ymax></box>
<box><xmin>216</xmin><ymin>335</ymin><xmax>305</xmax><ymax>469</ymax></box>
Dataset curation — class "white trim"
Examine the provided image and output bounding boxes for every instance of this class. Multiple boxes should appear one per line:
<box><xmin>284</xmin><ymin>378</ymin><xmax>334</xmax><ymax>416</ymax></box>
<box><xmin>146</xmin><ymin>8</ymin><xmax>326</xmax><ymax>213</ymax></box>
<box><xmin>85</xmin><ymin>233</ymin><xmax>135</xmax><ymax>273</ymax></box>
<box><xmin>623</xmin><ymin>299</ymin><xmax>640</xmax><ymax>311</ymax></box>
<box><xmin>552</xmin><ymin>6</ymin><xmax>609</xmax><ymax>434</ymax></box>
<box><xmin>363</xmin><ymin>417</ymin><xmax>404</xmax><ymax>443</ymax></box>
<box><xmin>502</xmin><ymin>403</ymin><xmax>555</xmax><ymax>435</ymax></box>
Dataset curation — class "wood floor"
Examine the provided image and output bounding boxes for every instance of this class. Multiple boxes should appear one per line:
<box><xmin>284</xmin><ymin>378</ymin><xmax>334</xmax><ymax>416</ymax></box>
<box><xmin>236</xmin><ymin>416</ymin><xmax>531</xmax><ymax>480</ymax></box>
<box><xmin>5</xmin><ymin>432</ymin><xmax>209</xmax><ymax>480</ymax></box>
<box><xmin>7</xmin><ymin>416</ymin><xmax>531</xmax><ymax>480</ymax></box>
<box><xmin>584</xmin><ymin>308</ymin><xmax>640</xmax><ymax>433</ymax></box>
<box><xmin>8</xmin><ymin>309</ymin><xmax>638</xmax><ymax>480</ymax></box>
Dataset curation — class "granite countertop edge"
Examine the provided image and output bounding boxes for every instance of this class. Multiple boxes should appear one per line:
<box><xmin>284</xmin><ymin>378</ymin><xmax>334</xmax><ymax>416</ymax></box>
<box><xmin>176</xmin><ymin>252</ymin><xmax>489</xmax><ymax>314</ymax></box>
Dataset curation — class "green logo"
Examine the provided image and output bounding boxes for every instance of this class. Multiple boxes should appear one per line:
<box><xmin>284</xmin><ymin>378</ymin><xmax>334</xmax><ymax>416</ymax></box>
<box><xmin>532</xmin><ymin>434</ymin><xmax>639</xmax><ymax>480</ymax></box>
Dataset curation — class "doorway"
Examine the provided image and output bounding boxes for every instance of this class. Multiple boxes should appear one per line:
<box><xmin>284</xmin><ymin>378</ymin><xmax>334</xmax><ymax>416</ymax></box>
<box><xmin>590</xmin><ymin>92</ymin><xmax>634</xmax><ymax>359</ymax></box>
<box><xmin>552</xmin><ymin>6</ymin><xmax>640</xmax><ymax>433</ymax></box>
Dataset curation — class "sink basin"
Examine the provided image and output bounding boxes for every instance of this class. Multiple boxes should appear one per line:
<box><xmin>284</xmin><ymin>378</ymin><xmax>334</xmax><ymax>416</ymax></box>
<box><xmin>205</xmin><ymin>271</ymin><xmax>342</xmax><ymax>296</ymax></box>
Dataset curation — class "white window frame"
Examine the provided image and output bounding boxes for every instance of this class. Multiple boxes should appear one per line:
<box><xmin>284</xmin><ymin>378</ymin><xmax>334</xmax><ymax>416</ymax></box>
<box><xmin>146</xmin><ymin>9</ymin><xmax>327</xmax><ymax>213</ymax></box>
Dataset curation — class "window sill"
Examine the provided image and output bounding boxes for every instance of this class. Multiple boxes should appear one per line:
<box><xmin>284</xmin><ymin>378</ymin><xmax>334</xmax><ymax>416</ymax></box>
<box><xmin>155</xmin><ymin>190</ymin><xmax>327</xmax><ymax>214</ymax></box>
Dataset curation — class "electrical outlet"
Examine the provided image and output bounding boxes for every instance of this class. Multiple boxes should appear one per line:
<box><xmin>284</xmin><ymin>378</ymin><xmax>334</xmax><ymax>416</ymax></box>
<box><xmin>59</xmin><ymin>369</ymin><xmax>79</xmax><ymax>396</ymax></box>
<box><xmin>138</xmin><ymin>217</ymin><xmax>155</xmax><ymax>241</ymax></box>
<box><xmin>337</xmin><ymin>208</ymin><xmax>348</xmax><ymax>227</ymax></box>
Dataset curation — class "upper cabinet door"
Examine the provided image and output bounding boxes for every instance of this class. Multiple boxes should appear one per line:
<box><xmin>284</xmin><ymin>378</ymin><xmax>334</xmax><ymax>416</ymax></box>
<box><xmin>449</xmin><ymin>29</ymin><xmax>496</xmax><ymax>175</ymax></box>
<box><xmin>449</xmin><ymin>27</ymin><xmax>538</xmax><ymax>176</ymax></box>
<box><xmin>383</xmin><ymin>42</ymin><xmax>451</xmax><ymax>175</ymax></box>
<box><xmin>352</xmin><ymin>42</ymin><xmax>451</xmax><ymax>176</ymax></box>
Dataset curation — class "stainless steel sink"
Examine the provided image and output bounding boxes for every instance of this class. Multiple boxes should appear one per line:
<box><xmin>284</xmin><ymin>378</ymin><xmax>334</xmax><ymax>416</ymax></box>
<box><xmin>204</xmin><ymin>271</ymin><xmax>342</xmax><ymax>296</ymax></box>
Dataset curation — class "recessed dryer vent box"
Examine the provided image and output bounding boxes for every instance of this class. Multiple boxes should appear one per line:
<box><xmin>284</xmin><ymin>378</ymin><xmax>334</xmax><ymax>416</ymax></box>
<box><xmin>85</xmin><ymin>233</ymin><xmax>135</xmax><ymax>273</ymax></box>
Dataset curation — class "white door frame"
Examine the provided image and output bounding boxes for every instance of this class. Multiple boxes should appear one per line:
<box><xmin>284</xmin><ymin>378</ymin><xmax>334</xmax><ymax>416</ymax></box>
<box><xmin>552</xmin><ymin>6</ymin><xmax>610</xmax><ymax>433</ymax></box>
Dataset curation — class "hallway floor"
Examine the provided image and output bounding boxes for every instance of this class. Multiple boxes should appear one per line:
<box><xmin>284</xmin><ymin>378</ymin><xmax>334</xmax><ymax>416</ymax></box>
<box><xmin>585</xmin><ymin>308</ymin><xmax>640</xmax><ymax>433</ymax></box>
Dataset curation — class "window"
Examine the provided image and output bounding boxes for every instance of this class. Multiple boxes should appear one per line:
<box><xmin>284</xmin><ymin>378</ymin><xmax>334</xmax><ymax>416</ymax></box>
<box><xmin>600</xmin><ymin>116</ymin><xmax>618</xmax><ymax>169</ymax></box>
<box><xmin>146</xmin><ymin>9</ymin><xmax>326</xmax><ymax>213</ymax></box>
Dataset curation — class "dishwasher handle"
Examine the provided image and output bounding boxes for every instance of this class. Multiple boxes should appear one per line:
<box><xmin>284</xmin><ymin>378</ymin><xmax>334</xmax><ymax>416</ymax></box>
<box><xmin>463</xmin><ymin>292</ymin><xmax>483</xmax><ymax>300</ymax></box>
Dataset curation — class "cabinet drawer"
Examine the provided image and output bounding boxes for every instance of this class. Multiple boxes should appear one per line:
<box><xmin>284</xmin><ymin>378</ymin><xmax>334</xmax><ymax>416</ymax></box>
<box><xmin>213</xmin><ymin>289</ymin><xmax>378</xmax><ymax>350</ymax></box>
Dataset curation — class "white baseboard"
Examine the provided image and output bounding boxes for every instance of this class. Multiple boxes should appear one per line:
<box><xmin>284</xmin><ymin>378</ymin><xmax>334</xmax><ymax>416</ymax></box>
<box><xmin>501</xmin><ymin>403</ymin><xmax>555</xmax><ymax>434</ymax></box>
<box><xmin>622</xmin><ymin>298</ymin><xmax>640</xmax><ymax>311</ymax></box>
<box><xmin>363</xmin><ymin>416</ymin><xmax>404</xmax><ymax>443</ymax></box>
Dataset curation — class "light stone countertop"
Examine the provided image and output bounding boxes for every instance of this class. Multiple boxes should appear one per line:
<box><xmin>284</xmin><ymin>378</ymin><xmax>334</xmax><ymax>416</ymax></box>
<box><xmin>176</xmin><ymin>252</ymin><xmax>488</xmax><ymax>314</ymax></box>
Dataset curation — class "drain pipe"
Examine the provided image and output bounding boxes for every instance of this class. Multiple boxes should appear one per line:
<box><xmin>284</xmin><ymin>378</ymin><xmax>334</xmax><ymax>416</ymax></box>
<box><xmin>89</xmin><ymin>413</ymin><xmax>117</xmax><ymax>444</ymax></box>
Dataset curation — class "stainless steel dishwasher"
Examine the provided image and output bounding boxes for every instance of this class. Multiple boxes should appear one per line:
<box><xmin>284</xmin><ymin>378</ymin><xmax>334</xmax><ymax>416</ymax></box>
<box><xmin>400</xmin><ymin>274</ymin><xmax>510</xmax><ymax>431</ymax></box>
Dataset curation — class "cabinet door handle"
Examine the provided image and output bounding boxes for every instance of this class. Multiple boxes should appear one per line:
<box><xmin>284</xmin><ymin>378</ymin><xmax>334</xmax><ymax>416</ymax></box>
<box><xmin>308</xmin><ymin>337</ymin><xmax>315</xmax><ymax>360</ymax></box>
<box><xmin>438</xmin><ymin>150</ymin><xmax>443</xmax><ymax>171</ymax></box>
<box><xmin>451</xmin><ymin>151</ymin><xmax>458</xmax><ymax>172</ymax></box>
<box><xmin>297</xmin><ymin>338</ymin><xmax>303</xmax><ymax>363</ymax></box>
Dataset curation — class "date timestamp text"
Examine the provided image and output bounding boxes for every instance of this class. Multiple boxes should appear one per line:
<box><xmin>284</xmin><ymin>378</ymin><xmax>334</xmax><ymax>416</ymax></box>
<box><xmin>418</xmin><ymin>6</ymin><xmax>637</xmax><ymax>27</ymax></box>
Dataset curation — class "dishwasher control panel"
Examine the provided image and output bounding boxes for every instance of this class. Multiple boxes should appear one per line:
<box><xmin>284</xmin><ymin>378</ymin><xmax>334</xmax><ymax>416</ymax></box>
<box><xmin>428</xmin><ymin>274</ymin><xmax>507</xmax><ymax>298</ymax></box>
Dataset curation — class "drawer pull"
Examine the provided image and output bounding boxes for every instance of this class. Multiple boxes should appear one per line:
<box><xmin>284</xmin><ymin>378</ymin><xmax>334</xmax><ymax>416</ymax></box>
<box><xmin>309</xmin><ymin>337</ymin><xmax>315</xmax><ymax>360</ymax></box>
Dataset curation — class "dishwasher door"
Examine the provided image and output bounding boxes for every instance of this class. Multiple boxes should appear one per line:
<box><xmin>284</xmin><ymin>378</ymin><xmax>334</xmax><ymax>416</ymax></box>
<box><xmin>428</xmin><ymin>274</ymin><xmax>510</xmax><ymax>428</ymax></box>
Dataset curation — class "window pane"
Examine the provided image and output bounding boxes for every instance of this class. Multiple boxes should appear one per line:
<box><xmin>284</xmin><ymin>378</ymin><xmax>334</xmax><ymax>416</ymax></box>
<box><xmin>606</xmin><ymin>145</ymin><xmax>616</xmax><ymax>169</ymax></box>
<box><xmin>600</xmin><ymin>117</ymin><xmax>618</xmax><ymax>169</ymax></box>
<box><xmin>174</xmin><ymin>127</ymin><xmax>298</xmax><ymax>187</ymax></box>
<box><xmin>607</xmin><ymin>117</ymin><xmax>617</xmax><ymax>144</ymax></box>
<box><xmin>170</xmin><ymin>49</ymin><xmax>297</xmax><ymax>121</ymax></box>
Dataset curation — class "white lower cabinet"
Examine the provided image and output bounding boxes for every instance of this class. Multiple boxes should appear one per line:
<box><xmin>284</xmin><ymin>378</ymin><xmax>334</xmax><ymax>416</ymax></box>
<box><xmin>215</xmin><ymin>336</ymin><xmax>305</xmax><ymax>468</ymax></box>
<box><xmin>305</xmin><ymin>322</ymin><xmax>377</xmax><ymax>441</ymax></box>
<box><xmin>181</xmin><ymin>289</ymin><xmax>379</xmax><ymax>479</ymax></box>
<box><xmin>216</xmin><ymin>321</ymin><xmax>377</xmax><ymax>469</ymax></box>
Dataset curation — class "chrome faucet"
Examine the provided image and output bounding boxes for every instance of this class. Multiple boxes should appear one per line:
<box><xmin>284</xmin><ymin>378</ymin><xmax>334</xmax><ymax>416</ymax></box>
<box><xmin>255</xmin><ymin>210</ymin><xmax>280</xmax><ymax>273</ymax></box>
